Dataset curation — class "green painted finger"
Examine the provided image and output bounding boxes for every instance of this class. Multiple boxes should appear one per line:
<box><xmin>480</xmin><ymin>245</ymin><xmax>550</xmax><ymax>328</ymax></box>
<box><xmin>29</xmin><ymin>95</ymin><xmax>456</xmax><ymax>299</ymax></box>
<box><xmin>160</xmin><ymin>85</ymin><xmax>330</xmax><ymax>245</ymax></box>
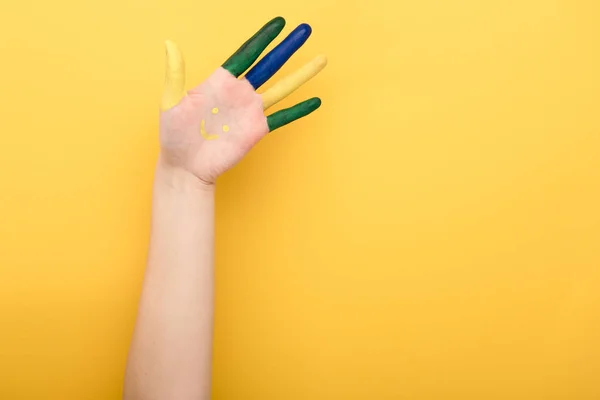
<box><xmin>222</xmin><ymin>16</ymin><xmax>286</xmax><ymax>77</ymax></box>
<box><xmin>267</xmin><ymin>97</ymin><xmax>322</xmax><ymax>132</ymax></box>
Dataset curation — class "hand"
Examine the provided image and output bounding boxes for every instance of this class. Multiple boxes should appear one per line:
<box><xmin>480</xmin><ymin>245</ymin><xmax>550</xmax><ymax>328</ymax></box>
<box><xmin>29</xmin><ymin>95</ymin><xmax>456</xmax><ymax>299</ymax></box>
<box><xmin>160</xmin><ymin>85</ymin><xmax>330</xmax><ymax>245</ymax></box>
<box><xmin>158</xmin><ymin>16</ymin><xmax>327</xmax><ymax>185</ymax></box>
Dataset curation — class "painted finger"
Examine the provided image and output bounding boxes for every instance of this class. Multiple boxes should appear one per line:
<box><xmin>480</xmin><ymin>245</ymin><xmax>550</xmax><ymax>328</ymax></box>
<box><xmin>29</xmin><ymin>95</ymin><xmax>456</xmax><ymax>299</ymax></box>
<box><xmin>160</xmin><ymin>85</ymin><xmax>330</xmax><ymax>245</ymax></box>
<box><xmin>161</xmin><ymin>40</ymin><xmax>186</xmax><ymax>111</ymax></box>
<box><xmin>261</xmin><ymin>55</ymin><xmax>327</xmax><ymax>110</ymax></box>
<box><xmin>244</xmin><ymin>23</ymin><xmax>312</xmax><ymax>90</ymax></box>
<box><xmin>221</xmin><ymin>16</ymin><xmax>286</xmax><ymax>78</ymax></box>
<box><xmin>266</xmin><ymin>97</ymin><xmax>322</xmax><ymax>132</ymax></box>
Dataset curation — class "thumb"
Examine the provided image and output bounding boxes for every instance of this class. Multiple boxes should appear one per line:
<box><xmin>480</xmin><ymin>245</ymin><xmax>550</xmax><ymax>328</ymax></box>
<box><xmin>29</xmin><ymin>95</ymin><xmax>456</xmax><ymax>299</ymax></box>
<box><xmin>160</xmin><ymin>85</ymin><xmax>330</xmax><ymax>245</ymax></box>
<box><xmin>160</xmin><ymin>40</ymin><xmax>186</xmax><ymax>111</ymax></box>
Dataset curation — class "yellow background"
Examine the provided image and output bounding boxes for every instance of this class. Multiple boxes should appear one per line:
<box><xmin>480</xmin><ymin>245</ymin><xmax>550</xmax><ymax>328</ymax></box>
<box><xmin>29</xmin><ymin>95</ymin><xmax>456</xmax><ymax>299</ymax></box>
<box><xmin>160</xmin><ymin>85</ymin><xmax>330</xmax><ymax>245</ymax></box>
<box><xmin>1</xmin><ymin>0</ymin><xmax>599</xmax><ymax>398</ymax></box>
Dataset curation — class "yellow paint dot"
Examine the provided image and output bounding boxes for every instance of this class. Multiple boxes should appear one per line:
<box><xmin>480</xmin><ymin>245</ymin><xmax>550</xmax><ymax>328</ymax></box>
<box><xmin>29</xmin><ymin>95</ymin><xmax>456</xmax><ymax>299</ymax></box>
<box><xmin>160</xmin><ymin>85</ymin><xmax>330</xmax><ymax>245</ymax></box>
<box><xmin>222</xmin><ymin>125</ymin><xmax>230</xmax><ymax>132</ymax></box>
<box><xmin>211</xmin><ymin>107</ymin><xmax>219</xmax><ymax>114</ymax></box>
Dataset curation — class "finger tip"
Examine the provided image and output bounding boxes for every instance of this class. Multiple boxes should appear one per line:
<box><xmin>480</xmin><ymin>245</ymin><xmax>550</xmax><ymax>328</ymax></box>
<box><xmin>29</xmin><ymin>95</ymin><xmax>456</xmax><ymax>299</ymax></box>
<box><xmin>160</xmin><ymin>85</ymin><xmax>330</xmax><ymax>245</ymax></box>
<box><xmin>296</xmin><ymin>23</ymin><xmax>313</xmax><ymax>38</ymax></box>
<box><xmin>267</xmin><ymin>16</ymin><xmax>286</xmax><ymax>34</ymax></box>
<box><xmin>316</xmin><ymin>54</ymin><xmax>328</xmax><ymax>68</ymax></box>
<box><xmin>164</xmin><ymin>40</ymin><xmax>184</xmax><ymax>69</ymax></box>
<box><xmin>164</xmin><ymin>40</ymin><xmax>178</xmax><ymax>58</ymax></box>
<box><xmin>164</xmin><ymin>39</ymin><xmax>175</xmax><ymax>52</ymax></box>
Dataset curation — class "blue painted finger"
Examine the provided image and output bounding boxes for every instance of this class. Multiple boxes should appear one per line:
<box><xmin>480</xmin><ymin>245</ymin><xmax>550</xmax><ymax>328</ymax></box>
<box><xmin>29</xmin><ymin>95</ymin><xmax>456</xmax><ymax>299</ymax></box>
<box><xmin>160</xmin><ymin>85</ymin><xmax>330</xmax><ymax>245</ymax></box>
<box><xmin>244</xmin><ymin>23</ymin><xmax>312</xmax><ymax>90</ymax></box>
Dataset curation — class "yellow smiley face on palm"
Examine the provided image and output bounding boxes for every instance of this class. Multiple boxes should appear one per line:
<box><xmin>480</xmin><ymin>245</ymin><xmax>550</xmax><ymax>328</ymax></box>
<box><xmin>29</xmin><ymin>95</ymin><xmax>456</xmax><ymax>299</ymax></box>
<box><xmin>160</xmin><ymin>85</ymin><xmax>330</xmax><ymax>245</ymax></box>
<box><xmin>200</xmin><ymin>107</ymin><xmax>230</xmax><ymax>140</ymax></box>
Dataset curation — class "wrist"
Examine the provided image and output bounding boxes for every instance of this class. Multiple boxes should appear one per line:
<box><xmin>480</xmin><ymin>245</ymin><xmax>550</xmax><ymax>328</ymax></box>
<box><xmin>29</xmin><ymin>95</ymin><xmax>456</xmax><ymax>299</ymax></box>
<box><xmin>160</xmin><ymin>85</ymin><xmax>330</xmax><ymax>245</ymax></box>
<box><xmin>154</xmin><ymin>157</ymin><xmax>215</xmax><ymax>194</ymax></box>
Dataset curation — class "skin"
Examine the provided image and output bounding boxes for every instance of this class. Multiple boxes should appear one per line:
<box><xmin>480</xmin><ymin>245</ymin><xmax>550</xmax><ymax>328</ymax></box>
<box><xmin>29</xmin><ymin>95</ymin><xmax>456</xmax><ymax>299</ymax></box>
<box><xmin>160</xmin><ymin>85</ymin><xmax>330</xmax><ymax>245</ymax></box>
<box><xmin>123</xmin><ymin>16</ymin><xmax>326</xmax><ymax>400</ymax></box>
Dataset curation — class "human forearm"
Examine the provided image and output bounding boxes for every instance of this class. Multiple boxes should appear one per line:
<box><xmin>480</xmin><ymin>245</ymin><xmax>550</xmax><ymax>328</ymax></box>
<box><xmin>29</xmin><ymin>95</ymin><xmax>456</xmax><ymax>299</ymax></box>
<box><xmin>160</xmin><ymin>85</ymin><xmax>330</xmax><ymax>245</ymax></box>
<box><xmin>124</xmin><ymin>159</ymin><xmax>215</xmax><ymax>400</ymax></box>
<box><xmin>124</xmin><ymin>15</ymin><xmax>326</xmax><ymax>398</ymax></box>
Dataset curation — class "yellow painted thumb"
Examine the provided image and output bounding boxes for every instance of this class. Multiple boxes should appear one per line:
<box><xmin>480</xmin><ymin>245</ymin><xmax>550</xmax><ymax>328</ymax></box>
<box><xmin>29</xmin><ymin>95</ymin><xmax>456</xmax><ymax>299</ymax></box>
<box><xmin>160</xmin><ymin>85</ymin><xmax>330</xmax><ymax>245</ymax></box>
<box><xmin>160</xmin><ymin>40</ymin><xmax>186</xmax><ymax>110</ymax></box>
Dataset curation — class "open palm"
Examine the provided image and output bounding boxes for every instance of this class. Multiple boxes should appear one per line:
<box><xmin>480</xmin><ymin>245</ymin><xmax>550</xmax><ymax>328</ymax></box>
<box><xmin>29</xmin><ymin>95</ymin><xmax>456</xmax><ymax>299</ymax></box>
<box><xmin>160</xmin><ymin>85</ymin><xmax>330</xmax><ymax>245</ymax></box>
<box><xmin>159</xmin><ymin>17</ymin><xmax>327</xmax><ymax>184</ymax></box>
